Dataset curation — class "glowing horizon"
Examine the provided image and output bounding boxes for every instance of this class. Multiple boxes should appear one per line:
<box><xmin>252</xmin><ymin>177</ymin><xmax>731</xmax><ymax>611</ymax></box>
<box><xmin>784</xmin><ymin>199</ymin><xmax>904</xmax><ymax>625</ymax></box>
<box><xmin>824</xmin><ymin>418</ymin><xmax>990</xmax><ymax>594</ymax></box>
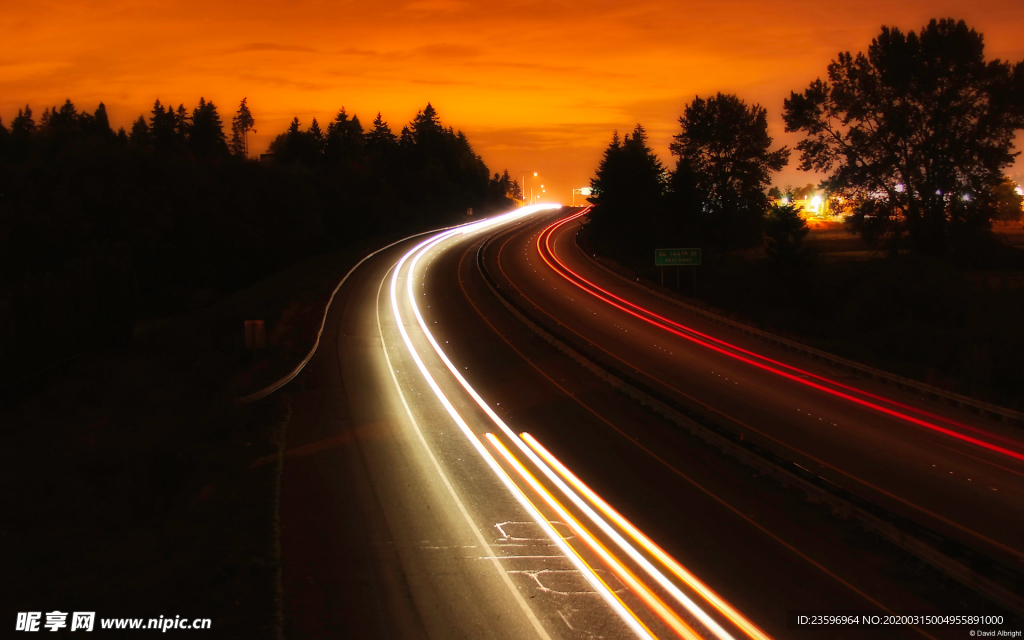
<box><xmin>3</xmin><ymin>1</ymin><xmax>1022</xmax><ymax>199</ymax></box>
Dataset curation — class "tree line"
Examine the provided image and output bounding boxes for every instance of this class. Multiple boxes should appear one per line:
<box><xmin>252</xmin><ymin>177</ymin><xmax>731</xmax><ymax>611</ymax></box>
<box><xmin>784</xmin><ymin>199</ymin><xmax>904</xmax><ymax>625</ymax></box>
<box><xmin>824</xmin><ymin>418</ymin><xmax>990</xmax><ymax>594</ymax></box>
<box><xmin>587</xmin><ymin>18</ymin><xmax>1024</xmax><ymax>264</ymax></box>
<box><xmin>0</xmin><ymin>97</ymin><xmax>517</xmax><ymax>392</ymax></box>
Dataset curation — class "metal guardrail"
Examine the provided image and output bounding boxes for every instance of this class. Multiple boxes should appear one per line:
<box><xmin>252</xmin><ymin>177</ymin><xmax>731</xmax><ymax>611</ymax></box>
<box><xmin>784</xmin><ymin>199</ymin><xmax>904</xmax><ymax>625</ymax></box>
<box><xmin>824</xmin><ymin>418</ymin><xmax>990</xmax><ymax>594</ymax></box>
<box><xmin>573</xmin><ymin>231</ymin><xmax>1023</xmax><ymax>426</ymax></box>
<box><xmin>236</xmin><ymin>226</ymin><xmax>459</xmax><ymax>405</ymax></box>
<box><xmin>477</xmin><ymin>230</ymin><xmax>1024</xmax><ymax>616</ymax></box>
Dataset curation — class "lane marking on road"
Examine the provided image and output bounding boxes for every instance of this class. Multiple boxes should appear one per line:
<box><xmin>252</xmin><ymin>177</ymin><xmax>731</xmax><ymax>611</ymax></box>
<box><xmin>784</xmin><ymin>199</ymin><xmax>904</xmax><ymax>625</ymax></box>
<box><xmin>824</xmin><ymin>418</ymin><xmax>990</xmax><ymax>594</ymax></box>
<box><xmin>376</xmin><ymin>260</ymin><xmax>556</xmax><ymax>640</ymax></box>
<box><xmin>374</xmin><ymin>207</ymin><xmax>659</xmax><ymax>640</ymax></box>
<box><xmin>456</xmin><ymin>241</ymin><xmax>925</xmax><ymax>636</ymax></box>
<box><xmin>490</xmin><ymin>215</ymin><xmax>1024</xmax><ymax>566</ymax></box>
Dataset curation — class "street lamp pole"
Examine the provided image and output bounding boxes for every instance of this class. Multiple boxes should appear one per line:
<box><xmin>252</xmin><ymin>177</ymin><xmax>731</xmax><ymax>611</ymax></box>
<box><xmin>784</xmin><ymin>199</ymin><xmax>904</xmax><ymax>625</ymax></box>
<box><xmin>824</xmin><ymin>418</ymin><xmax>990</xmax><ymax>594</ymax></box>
<box><xmin>516</xmin><ymin>171</ymin><xmax>537</xmax><ymax>207</ymax></box>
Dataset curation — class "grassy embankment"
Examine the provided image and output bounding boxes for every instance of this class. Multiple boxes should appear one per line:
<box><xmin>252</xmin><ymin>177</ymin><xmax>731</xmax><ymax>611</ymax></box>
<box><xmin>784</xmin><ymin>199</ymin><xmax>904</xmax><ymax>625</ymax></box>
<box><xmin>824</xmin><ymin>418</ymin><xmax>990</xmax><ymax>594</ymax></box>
<box><xmin>1</xmin><ymin>234</ymin><xmax>392</xmax><ymax>638</ymax></box>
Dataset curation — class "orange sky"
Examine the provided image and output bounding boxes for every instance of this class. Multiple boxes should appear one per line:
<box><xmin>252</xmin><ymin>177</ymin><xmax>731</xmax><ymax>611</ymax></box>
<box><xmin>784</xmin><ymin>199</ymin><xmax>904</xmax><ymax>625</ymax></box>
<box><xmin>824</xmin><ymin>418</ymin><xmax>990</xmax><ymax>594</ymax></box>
<box><xmin>3</xmin><ymin>1</ymin><xmax>1023</xmax><ymax>202</ymax></box>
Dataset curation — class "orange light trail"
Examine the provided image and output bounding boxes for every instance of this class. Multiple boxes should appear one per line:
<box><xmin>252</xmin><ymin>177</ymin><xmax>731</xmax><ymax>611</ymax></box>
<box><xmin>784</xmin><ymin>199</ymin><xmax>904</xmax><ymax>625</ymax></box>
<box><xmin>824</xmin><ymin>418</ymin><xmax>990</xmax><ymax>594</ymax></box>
<box><xmin>386</xmin><ymin>206</ymin><xmax>667</xmax><ymax>640</ymax></box>
<box><xmin>486</xmin><ymin>433</ymin><xmax>702</xmax><ymax>640</ymax></box>
<box><xmin>397</xmin><ymin>211</ymin><xmax>769</xmax><ymax>638</ymax></box>
<box><xmin>521</xmin><ymin>432</ymin><xmax>772</xmax><ymax>640</ymax></box>
<box><xmin>536</xmin><ymin>209</ymin><xmax>1024</xmax><ymax>463</ymax></box>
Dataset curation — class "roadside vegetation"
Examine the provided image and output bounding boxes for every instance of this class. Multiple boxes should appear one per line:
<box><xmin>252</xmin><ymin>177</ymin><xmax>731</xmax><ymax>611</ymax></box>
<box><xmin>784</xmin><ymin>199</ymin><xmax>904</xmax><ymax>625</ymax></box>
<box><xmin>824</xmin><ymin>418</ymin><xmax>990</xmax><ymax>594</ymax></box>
<box><xmin>0</xmin><ymin>98</ymin><xmax>517</xmax><ymax>636</ymax></box>
<box><xmin>584</xmin><ymin>18</ymin><xmax>1024</xmax><ymax>409</ymax></box>
<box><xmin>0</xmin><ymin>99</ymin><xmax>517</xmax><ymax>397</ymax></box>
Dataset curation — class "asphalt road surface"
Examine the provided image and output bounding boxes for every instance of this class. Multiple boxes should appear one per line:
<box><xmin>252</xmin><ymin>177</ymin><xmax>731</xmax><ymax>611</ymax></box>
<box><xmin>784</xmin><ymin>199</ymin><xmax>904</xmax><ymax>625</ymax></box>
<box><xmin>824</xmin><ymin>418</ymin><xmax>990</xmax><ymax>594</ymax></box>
<box><xmin>279</xmin><ymin>206</ymin><xmax>1021</xmax><ymax>639</ymax></box>
<box><xmin>488</xmin><ymin>208</ymin><xmax>1024</xmax><ymax>572</ymax></box>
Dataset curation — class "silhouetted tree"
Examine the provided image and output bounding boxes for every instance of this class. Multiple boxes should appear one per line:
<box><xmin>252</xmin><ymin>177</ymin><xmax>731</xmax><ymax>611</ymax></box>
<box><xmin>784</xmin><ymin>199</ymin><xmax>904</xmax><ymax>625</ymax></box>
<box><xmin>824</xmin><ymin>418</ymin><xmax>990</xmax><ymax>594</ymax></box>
<box><xmin>324</xmin><ymin>108</ymin><xmax>364</xmax><ymax>163</ymax></box>
<box><xmin>47</xmin><ymin>99</ymin><xmax>78</xmax><ymax>131</ymax></box>
<box><xmin>764</xmin><ymin>203</ymin><xmax>814</xmax><ymax>274</ymax></box>
<box><xmin>150</xmin><ymin>100</ymin><xmax>178</xmax><ymax>149</ymax></box>
<box><xmin>410</xmin><ymin>103</ymin><xmax>443</xmax><ymax>145</ymax></box>
<box><xmin>89</xmin><ymin>102</ymin><xmax>113</xmax><ymax>137</ymax></box>
<box><xmin>367</xmin><ymin>112</ymin><xmax>397</xmax><ymax>150</ymax></box>
<box><xmin>188</xmin><ymin>98</ymin><xmax>228</xmax><ymax>159</ymax></box>
<box><xmin>173</xmin><ymin>104</ymin><xmax>190</xmax><ymax>143</ymax></box>
<box><xmin>587</xmin><ymin>125</ymin><xmax>668</xmax><ymax>257</ymax></box>
<box><xmin>508</xmin><ymin>172</ymin><xmax>524</xmax><ymax>202</ymax></box>
<box><xmin>668</xmin><ymin>93</ymin><xmax>789</xmax><ymax>255</ymax></box>
<box><xmin>489</xmin><ymin>171</ymin><xmax>518</xmax><ymax>204</ymax></box>
<box><xmin>784</xmin><ymin>18</ymin><xmax>1024</xmax><ymax>254</ymax></box>
<box><xmin>499</xmin><ymin>169</ymin><xmax>518</xmax><ymax>201</ymax></box>
<box><xmin>398</xmin><ymin>125</ymin><xmax>414</xmax><ymax>149</ymax></box>
<box><xmin>129</xmin><ymin>115</ymin><xmax>150</xmax><ymax>147</ymax></box>
<box><xmin>11</xmin><ymin>105</ymin><xmax>35</xmax><ymax>157</ymax></box>
<box><xmin>308</xmin><ymin>118</ymin><xmax>324</xmax><ymax>153</ymax></box>
<box><xmin>230</xmin><ymin>98</ymin><xmax>255</xmax><ymax>158</ymax></box>
<box><xmin>268</xmin><ymin>117</ymin><xmax>321</xmax><ymax>166</ymax></box>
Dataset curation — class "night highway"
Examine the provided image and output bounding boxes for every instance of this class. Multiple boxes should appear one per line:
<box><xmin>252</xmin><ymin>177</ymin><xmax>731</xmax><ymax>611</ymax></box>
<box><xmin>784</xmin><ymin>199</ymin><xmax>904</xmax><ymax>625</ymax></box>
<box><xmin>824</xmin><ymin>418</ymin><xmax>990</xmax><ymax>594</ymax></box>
<box><xmin>8</xmin><ymin>7</ymin><xmax>1024</xmax><ymax>638</ymax></box>
<box><xmin>280</xmin><ymin>205</ymin><xmax>1022</xmax><ymax>639</ymax></box>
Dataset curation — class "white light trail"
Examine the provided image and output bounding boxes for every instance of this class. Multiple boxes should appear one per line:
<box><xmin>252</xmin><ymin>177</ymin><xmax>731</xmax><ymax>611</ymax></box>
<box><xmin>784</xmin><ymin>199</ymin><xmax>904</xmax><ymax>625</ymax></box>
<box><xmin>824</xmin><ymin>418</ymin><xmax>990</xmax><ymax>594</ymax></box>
<box><xmin>401</xmin><ymin>209</ymin><xmax>769</xmax><ymax>640</ymax></box>
<box><xmin>384</xmin><ymin>204</ymin><xmax>656</xmax><ymax>640</ymax></box>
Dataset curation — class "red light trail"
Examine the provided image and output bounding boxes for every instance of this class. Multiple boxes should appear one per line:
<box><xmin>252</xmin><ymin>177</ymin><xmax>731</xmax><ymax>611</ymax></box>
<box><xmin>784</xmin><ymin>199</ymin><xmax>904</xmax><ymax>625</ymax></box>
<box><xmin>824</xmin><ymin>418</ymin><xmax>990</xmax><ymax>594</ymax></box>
<box><xmin>537</xmin><ymin>208</ymin><xmax>1024</xmax><ymax>464</ymax></box>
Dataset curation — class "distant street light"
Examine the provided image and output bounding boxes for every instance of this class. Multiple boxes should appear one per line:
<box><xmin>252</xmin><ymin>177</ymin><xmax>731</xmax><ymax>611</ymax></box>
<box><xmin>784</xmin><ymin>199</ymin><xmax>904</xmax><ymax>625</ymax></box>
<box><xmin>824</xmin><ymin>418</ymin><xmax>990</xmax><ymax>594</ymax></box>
<box><xmin>516</xmin><ymin>171</ymin><xmax>537</xmax><ymax>206</ymax></box>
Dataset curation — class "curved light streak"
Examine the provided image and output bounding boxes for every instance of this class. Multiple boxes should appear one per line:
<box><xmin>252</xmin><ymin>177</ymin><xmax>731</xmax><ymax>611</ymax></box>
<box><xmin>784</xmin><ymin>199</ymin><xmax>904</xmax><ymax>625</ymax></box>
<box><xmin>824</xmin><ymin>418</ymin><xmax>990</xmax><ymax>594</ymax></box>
<box><xmin>537</xmin><ymin>210</ymin><xmax>1024</xmax><ymax>463</ymax></box>
<box><xmin>386</xmin><ymin>204</ymin><xmax>657</xmax><ymax>640</ymax></box>
<box><xmin>403</xmin><ymin>217</ymin><xmax>778</xmax><ymax>634</ymax></box>
<box><xmin>487</xmin><ymin>434</ymin><xmax>698</xmax><ymax>640</ymax></box>
<box><xmin>521</xmin><ymin>433</ymin><xmax>771</xmax><ymax>640</ymax></box>
<box><xmin>399</xmin><ymin>205</ymin><xmax>773</xmax><ymax>639</ymax></box>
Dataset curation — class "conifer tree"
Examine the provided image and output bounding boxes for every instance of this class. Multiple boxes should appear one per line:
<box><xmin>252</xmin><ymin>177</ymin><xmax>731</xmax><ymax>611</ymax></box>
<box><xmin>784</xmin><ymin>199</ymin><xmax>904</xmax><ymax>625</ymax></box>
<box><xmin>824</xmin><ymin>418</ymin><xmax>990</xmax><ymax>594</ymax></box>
<box><xmin>11</xmin><ymin>105</ymin><xmax>34</xmax><ymax>136</ymax></box>
<box><xmin>174</xmin><ymin>104</ymin><xmax>190</xmax><ymax>143</ymax></box>
<box><xmin>230</xmin><ymin>97</ymin><xmax>256</xmax><ymax>157</ymax></box>
<box><xmin>93</xmin><ymin>103</ymin><xmax>113</xmax><ymax>136</ymax></box>
<box><xmin>325</xmin><ymin>107</ymin><xmax>365</xmax><ymax>162</ymax></box>
<box><xmin>59</xmin><ymin>99</ymin><xmax>76</xmax><ymax>121</ymax></box>
<box><xmin>308</xmin><ymin>117</ymin><xmax>324</xmax><ymax>152</ymax></box>
<box><xmin>229</xmin><ymin>128</ymin><xmax>244</xmax><ymax>157</ymax></box>
<box><xmin>188</xmin><ymin>98</ymin><xmax>228</xmax><ymax>158</ymax></box>
<box><xmin>587</xmin><ymin>126</ymin><xmax>667</xmax><ymax>256</ymax></box>
<box><xmin>129</xmin><ymin>115</ymin><xmax>150</xmax><ymax>146</ymax></box>
<box><xmin>500</xmin><ymin>169</ymin><xmax>520</xmax><ymax>200</ymax></box>
<box><xmin>367</xmin><ymin>112</ymin><xmax>397</xmax><ymax>148</ymax></box>
<box><xmin>399</xmin><ymin>126</ymin><xmax>414</xmax><ymax>148</ymax></box>
<box><xmin>411</xmin><ymin>103</ymin><xmax>442</xmax><ymax>140</ymax></box>
<box><xmin>150</xmin><ymin>99</ymin><xmax>177</xmax><ymax>148</ymax></box>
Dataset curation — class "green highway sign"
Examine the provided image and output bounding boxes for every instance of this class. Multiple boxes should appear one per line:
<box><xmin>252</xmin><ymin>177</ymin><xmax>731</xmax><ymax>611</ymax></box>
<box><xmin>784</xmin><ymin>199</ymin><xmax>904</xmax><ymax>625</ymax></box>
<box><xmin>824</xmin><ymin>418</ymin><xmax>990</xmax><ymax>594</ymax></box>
<box><xmin>655</xmin><ymin>248</ymin><xmax>701</xmax><ymax>266</ymax></box>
